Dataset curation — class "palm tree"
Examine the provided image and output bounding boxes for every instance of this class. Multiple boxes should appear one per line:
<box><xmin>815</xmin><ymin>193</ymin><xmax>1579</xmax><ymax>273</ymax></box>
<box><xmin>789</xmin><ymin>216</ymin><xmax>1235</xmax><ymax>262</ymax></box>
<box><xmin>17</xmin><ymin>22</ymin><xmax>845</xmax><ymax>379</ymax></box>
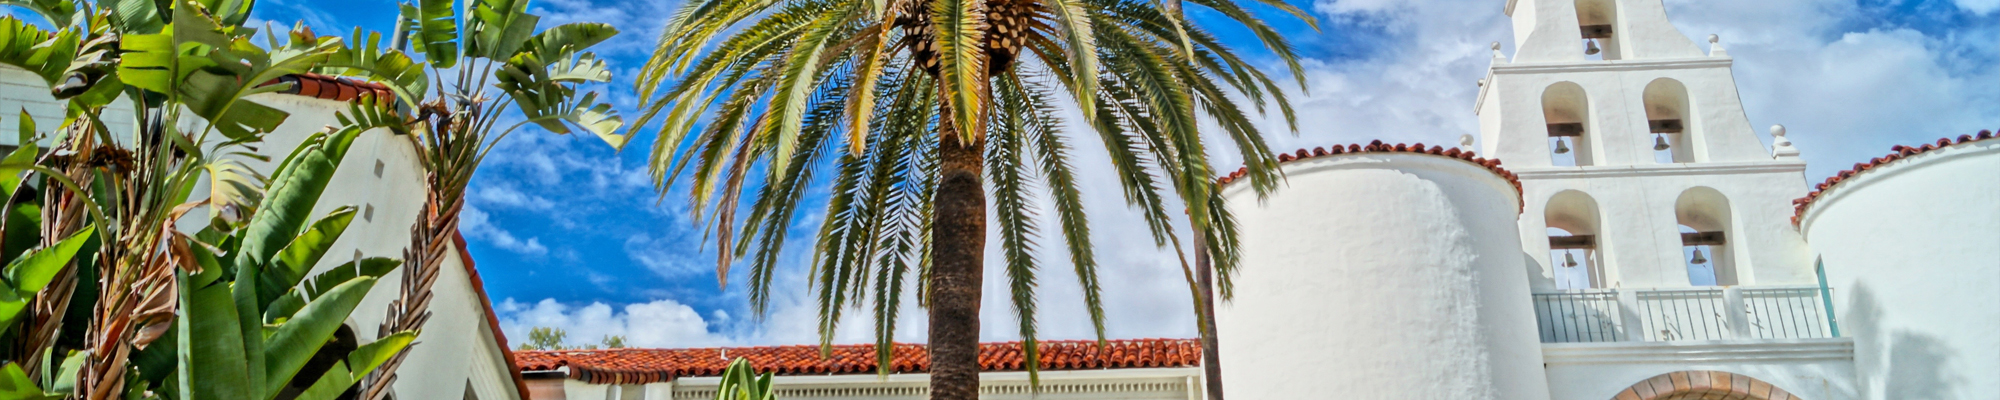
<box><xmin>343</xmin><ymin>0</ymin><xmax>627</xmax><ymax>398</ymax></box>
<box><xmin>633</xmin><ymin>0</ymin><xmax>1314</xmax><ymax>396</ymax></box>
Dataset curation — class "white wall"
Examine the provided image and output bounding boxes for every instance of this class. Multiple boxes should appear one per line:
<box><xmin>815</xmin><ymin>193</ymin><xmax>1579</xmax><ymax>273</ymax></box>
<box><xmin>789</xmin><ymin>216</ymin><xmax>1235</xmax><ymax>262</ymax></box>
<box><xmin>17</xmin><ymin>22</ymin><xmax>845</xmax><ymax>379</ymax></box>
<box><xmin>547</xmin><ymin>368</ymin><xmax>1198</xmax><ymax>400</ymax></box>
<box><xmin>1507</xmin><ymin>0</ymin><xmax>1704</xmax><ymax>63</ymax></box>
<box><xmin>1800</xmin><ymin>138</ymin><xmax>2000</xmax><ymax>400</ymax></box>
<box><xmin>252</xmin><ymin>94</ymin><xmax>523</xmax><ymax>400</ymax></box>
<box><xmin>1478</xmin><ymin>60</ymin><xmax>1766</xmax><ymax>168</ymax></box>
<box><xmin>1512</xmin><ymin>163</ymin><xmax>1815</xmax><ymax>291</ymax></box>
<box><xmin>1541</xmin><ymin>339</ymin><xmax>1857</xmax><ymax>400</ymax></box>
<box><xmin>1216</xmin><ymin>153</ymin><xmax>1547</xmax><ymax>399</ymax></box>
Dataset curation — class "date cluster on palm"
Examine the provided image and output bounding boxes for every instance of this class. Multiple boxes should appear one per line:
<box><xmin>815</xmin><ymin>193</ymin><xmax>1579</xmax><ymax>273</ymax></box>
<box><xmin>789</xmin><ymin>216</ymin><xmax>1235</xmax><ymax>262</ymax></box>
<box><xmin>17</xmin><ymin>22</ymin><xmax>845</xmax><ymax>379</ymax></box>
<box><xmin>898</xmin><ymin>0</ymin><xmax>1041</xmax><ymax>76</ymax></box>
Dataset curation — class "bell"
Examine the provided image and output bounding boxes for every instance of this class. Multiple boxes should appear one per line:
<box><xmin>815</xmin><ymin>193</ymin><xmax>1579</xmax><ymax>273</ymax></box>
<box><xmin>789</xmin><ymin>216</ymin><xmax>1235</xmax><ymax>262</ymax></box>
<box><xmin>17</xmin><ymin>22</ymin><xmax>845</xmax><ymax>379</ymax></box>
<box><xmin>1654</xmin><ymin>134</ymin><xmax>1671</xmax><ymax>151</ymax></box>
<box><xmin>1585</xmin><ymin>39</ymin><xmax>1601</xmax><ymax>56</ymax></box>
<box><xmin>1690</xmin><ymin>249</ymin><xmax>1708</xmax><ymax>264</ymax></box>
<box><xmin>1554</xmin><ymin>137</ymin><xmax>1571</xmax><ymax>154</ymax></box>
<box><xmin>1563</xmin><ymin>252</ymin><xmax>1579</xmax><ymax>268</ymax></box>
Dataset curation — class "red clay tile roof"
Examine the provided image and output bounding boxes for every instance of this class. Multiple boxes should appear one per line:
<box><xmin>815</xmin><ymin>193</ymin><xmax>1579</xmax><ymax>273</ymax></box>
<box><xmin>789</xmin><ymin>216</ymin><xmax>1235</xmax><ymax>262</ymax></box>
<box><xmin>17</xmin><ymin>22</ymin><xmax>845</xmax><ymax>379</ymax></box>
<box><xmin>261</xmin><ymin>73</ymin><xmax>396</xmax><ymax>103</ymax></box>
<box><xmin>515</xmin><ymin>338</ymin><xmax>1201</xmax><ymax>385</ymax></box>
<box><xmin>1215</xmin><ymin>140</ymin><xmax>1524</xmax><ymax>212</ymax></box>
<box><xmin>1791</xmin><ymin>130</ymin><xmax>1997</xmax><ymax>225</ymax></box>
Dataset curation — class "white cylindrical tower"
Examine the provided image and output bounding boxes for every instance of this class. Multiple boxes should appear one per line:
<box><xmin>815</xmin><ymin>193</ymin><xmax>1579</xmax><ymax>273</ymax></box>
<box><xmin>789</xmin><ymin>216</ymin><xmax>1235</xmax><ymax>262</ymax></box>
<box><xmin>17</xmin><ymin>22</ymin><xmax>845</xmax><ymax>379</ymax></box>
<box><xmin>1214</xmin><ymin>142</ymin><xmax>1549</xmax><ymax>399</ymax></box>
<box><xmin>1796</xmin><ymin>132</ymin><xmax>2000</xmax><ymax>400</ymax></box>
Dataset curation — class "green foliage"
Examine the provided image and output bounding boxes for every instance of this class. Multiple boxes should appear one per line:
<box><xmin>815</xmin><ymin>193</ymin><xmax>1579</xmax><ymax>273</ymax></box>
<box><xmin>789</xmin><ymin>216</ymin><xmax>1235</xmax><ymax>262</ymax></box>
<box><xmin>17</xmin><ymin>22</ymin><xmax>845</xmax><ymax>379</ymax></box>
<box><xmin>600</xmin><ymin>335</ymin><xmax>625</xmax><ymax>349</ymax></box>
<box><xmin>0</xmin><ymin>227</ymin><xmax>94</xmax><ymax>328</ymax></box>
<box><xmin>713</xmin><ymin>358</ymin><xmax>774</xmax><ymax>400</ymax></box>
<box><xmin>517</xmin><ymin>327</ymin><xmax>567</xmax><ymax>351</ymax></box>
<box><xmin>155</xmin><ymin>128</ymin><xmax>412</xmax><ymax>400</ymax></box>
<box><xmin>635</xmin><ymin>0</ymin><xmax>1313</xmax><ymax>385</ymax></box>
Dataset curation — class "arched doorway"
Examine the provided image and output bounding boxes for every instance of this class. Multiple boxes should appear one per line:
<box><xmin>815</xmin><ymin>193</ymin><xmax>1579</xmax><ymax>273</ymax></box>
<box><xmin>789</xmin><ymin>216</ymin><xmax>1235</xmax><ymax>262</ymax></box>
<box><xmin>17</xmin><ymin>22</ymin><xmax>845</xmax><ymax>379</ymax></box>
<box><xmin>1612</xmin><ymin>371</ymin><xmax>1802</xmax><ymax>400</ymax></box>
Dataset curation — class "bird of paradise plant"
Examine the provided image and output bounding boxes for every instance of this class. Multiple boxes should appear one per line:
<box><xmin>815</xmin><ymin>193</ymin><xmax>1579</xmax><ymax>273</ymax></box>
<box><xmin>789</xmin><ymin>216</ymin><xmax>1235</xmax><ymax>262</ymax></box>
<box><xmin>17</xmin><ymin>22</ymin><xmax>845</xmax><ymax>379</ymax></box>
<box><xmin>0</xmin><ymin>0</ymin><xmax>429</xmax><ymax>398</ymax></box>
<box><xmin>328</xmin><ymin>0</ymin><xmax>628</xmax><ymax>397</ymax></box>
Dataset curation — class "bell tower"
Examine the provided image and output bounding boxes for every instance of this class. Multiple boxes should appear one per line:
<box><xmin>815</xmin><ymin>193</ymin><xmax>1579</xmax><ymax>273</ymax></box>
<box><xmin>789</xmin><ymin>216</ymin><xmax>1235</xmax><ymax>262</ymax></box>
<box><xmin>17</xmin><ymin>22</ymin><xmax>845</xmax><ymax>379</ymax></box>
<box><xmin>1473</xmin><ymin>0</ymin><xmax>1817</xmax><ymax>292</ymax></box>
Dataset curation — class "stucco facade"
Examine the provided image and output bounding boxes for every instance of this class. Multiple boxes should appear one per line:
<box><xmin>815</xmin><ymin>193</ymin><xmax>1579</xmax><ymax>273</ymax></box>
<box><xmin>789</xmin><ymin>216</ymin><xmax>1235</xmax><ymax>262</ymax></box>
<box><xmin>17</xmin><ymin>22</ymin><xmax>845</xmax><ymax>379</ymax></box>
<box><xmin>0</xmin><ymin>69</ymin><xmax>526</xmax><ymax>400</ymax></box>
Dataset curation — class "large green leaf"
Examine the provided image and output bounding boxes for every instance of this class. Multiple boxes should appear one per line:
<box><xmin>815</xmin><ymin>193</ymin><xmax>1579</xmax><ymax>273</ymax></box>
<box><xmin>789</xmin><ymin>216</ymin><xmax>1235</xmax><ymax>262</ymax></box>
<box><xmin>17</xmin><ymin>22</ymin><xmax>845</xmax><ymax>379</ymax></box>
<box><xmin>523</xmin><ymin>22</ymin><xmax>616</xmax><ymax>60</ymax></box>
<box><xmin>238</xmin><ymin>129</ymin><xmax>360</xmax><ymax>305</ymax></box>
<box><xmin>464</xmin><ymin>0</ymin><xmax>537</xmax><ymax>59</ymax></box>
<box><xmin>0</xmin><ymin>16</ymin><xmax>79</xmax><ymax>85</ymax></box>
<box><xmin>0</xmin><ymin>362</ymin><xmax>60</xmax><ymax>400</ymax></box>
<box><xmin>182</xmin><ymin>269</ymin><xmax>255</xmax><ymax>400</ymax></box>
<box><xmin>290</xmin><ymin>360</ymin><xmax>353</xmax><ymax>400</ymax></box>
<box><xmin>495</xmin><ymin>52</ymin><xmax>627</xmax><ymax>148</ymax></box>
<box><xmin>0</xmin><ymin>226</ymin><xmax>94</xmax><ymax>327</ymax></box>
<box><xmin>269</xmin><ymin>206</ymin><xmax>357</xmax><ymax>291</ymax></box>
<box><xmin>261</xmin><ymin>276</ymin><xmax>377</xmax><ymax>397</ymax></box>
<box><xmin>408</xmin><ymin>0</ymin><xmax>459</xmax><ymax>67</ymax></box>
<box><xmin>264</xmin><ymin>257</ymin><xmax>399</xmax><ymax>324</ymax></box>
<box><xmin>0</xmin><ymin>0</ymin><xmax>79</xmax><ymax>26</ymax></box>
<box><xmin>344</xmin><ymin>330</ymin><xmax>416</xmax><ymax>380</ymax></box>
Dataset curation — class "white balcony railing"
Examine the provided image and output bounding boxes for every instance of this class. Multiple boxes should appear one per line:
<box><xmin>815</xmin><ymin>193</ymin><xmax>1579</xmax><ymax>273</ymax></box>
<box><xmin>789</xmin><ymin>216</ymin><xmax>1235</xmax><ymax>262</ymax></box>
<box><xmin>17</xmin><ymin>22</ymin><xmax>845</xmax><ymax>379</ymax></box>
<box><xmin>1532</xmin><ymin>286</ymin><xmax>1834</xmax><ymax>343</ymax></box>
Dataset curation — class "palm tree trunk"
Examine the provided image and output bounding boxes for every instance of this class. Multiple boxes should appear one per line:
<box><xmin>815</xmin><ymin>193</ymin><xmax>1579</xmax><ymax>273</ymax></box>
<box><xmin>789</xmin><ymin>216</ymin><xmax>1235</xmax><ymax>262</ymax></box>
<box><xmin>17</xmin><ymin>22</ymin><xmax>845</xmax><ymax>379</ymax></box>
<box><xmin>1194</xmin><ymin>233</ymin><xmax>1224</xmax><ymax>400</ymax></box>
<box><xmin>929</xmin><ymin>98</ymin><xmax>986</xmax><ymax>400</ymax></box>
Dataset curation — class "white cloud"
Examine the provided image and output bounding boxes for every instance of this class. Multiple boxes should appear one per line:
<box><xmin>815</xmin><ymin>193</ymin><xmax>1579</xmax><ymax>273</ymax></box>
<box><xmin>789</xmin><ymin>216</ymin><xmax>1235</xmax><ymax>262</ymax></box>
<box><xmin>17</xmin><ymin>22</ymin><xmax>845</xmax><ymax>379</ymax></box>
<box><xmin>623</xmin><ymin>233</ymin><xmax>709</xmax><ymax>279</ymax></box>
<box><xmin>461</xmin><ymin>206</ymin><xmax>550</xmax><ymax>256</ymax></box>
<box><xmin>498</xmin><ymin>298</ymin><xmax>734</xmax><ymax>348</ymax></box>
<box><xmin>473</xmin><ymin>185</ymin><xmax>557</xmax><ymax>211</ymax></box>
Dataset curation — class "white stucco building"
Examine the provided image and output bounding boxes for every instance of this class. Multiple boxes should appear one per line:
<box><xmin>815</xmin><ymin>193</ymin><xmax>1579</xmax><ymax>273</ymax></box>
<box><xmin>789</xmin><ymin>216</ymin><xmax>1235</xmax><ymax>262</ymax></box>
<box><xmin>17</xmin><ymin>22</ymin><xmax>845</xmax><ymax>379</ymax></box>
<box><xmin>1211</xmin><ymin>0</ymin><xmax>1995</xmax><ymax>398</ymax></box>
<box><xmin>0</xmin><ymin>69</ymin><xmax>530</xmax><ymax>399</ymax></box>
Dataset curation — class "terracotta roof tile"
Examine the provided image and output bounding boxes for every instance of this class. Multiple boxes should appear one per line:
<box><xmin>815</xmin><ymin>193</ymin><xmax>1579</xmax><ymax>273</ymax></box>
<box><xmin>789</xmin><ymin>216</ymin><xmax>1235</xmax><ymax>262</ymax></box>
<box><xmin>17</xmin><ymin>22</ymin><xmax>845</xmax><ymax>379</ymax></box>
<box><xmin>514</xmin><ymin>338</ymin><xmax>1201</xmax><ymax>385</ymax></box>
<box><xmin>1792</xmin><ymin>130</ymin><xmax>1996</xmax><ymax>225</ymax></box>
<box><xmin>1216</xmin><ymin>140</ymin><xmax>1524</xmax><ymax>212</ymax></box>
<box><xmin>260</xmin><ymin>72</ymin><xmax>396</xmax><ymax>104</ymax></box>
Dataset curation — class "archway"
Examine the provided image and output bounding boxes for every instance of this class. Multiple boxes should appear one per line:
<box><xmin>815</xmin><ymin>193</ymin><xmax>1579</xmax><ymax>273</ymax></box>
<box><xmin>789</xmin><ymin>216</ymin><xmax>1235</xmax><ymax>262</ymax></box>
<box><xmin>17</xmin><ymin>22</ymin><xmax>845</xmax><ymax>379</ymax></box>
<box><xmin>1542</xmin><ymin>82</ymin><xmax>1593</xmax><ymax>167</ymax></box>
<box><xmin>1546</xmin><ymin>190</ymin><xmax>1605</xmax><ymax>289</ymax></box>
<box><xmin>1575</xmin><ymin>0</ymin><xmax>1621</xmax><ymax>60</ymax></box>
<box><xmin>1674</xmin><ymin>187</ymin><xmax>1736</xmax><ymax>286</ymax></box>
<box><xmin>1611</xmin><ymin>370</ymin><xmax>1802</xmax><ymax>399</ymax></box>
<box><xmin>1643</xmin><ymin>78</ymin><xmax>1695</xmax><ymax>163</ymax></box>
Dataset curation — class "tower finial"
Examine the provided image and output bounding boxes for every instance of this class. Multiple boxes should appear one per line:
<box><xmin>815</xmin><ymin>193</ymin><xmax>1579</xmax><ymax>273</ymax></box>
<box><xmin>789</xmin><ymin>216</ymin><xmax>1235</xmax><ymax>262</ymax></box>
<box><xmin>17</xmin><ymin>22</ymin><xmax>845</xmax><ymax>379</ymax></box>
<box><xmin>1771</xmin><ymin>124</ymin><xmax>1799</xmax><ymax>159</ymax></box>
<box><xmin>1491</xmin><ymin>42</ymin><xmax>1506</xmax><ymax>64</ymax></box>
<box><xmin>1460</xmin><ymin>134</ymin><xmax>1476</xmax><ymax>152</ymax></box>
<box><xmin>1707</xmin><ymin>34</ymin><xmax>1728</xmax><ymax>57</ymax></box>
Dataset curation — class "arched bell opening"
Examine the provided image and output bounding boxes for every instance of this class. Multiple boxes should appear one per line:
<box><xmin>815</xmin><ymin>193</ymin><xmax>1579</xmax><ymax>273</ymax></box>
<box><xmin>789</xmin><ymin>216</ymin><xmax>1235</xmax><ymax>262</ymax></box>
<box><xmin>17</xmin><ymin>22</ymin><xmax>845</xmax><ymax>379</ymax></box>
<box><xmin>1675</xmin><ymin>187</ymin><xmax>1736</xmax><ymax>286</ymax></box>
<box><xmin>1644</xmin><ymin>78</ymin><xmax>1697</xmax><ymax>163</ymax></box>
<box><xmin>1543</xmin><ymin>82</ymin><xmax>1594</xmax><ymax>167</ymax></box>
<box><xmin>1575</xmin><ymin>0</ymin><xmax>1621</xmax><ymax>60</ymax></box>
<box><xmin>1547</xmin><ymin>190</ymin><xmax>1606</xmax><ymax>289</ymax></box>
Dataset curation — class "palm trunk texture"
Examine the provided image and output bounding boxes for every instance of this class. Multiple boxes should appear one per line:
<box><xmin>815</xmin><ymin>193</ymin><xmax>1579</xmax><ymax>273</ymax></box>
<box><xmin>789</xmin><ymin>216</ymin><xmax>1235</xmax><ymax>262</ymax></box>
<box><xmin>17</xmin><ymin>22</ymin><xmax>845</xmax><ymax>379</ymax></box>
<box><xmin>1194</xmin><ymin>234</ymin><xmax>1224</xmax><ymax>400</ymax></box>
<box><xmin>929</xmin><ymin>100</ymin><xmax>987</xmax><ymax>400</ymax></box>
<box><xmin>359</xmin><ymin>185</ymin><xmax>460</xmax><ymax>400</ymax></box>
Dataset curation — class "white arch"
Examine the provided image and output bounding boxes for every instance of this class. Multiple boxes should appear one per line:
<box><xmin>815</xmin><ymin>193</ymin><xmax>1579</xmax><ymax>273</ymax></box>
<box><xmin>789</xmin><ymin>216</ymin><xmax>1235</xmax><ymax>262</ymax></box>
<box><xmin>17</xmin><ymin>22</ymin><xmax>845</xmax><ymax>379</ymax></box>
<box><xmin>1542</xmin><ymin>82</ymin><xmax>1594</xmax><ymax>166</ymax></box>
<box><xmin>1675</xmin><ymin>186</ymin><xmax>1736</xmax><ymax>285</ymax></box>
<box><xmin>1547</xmin><ymin>190</ymin><xmax>1606</xmax><ymax>289</ymax></box>
<box><xmin>1644</xmin><ymin>78</ymin><xmax>1697</xmax><ymax>163</ymax></box>
<box><xmin>1575</xmin><ymin>0</ymin><xmax>1621</xmax><ymax>59</ymax></box>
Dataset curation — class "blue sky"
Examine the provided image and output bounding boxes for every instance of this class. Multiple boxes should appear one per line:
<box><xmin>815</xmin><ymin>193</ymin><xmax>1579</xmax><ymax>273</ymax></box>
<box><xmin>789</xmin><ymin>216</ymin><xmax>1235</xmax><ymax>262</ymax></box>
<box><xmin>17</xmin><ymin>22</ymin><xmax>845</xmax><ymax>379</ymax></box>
<box><xmin>92</xmin><ymin>0</ymin><xmax>2000</xmax><ymax>348</ymax></box>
